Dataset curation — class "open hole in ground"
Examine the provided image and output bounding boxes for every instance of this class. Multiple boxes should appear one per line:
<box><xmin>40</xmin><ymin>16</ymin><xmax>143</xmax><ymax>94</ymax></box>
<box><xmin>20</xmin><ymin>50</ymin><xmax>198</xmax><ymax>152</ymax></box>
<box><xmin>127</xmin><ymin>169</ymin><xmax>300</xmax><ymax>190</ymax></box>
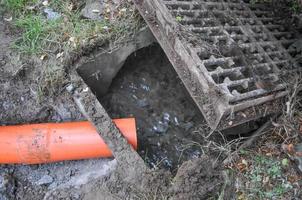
<box><xmin>78</xmin><ymin>43</ymin><xmax>266</xmax><ymax>171</ymax></box>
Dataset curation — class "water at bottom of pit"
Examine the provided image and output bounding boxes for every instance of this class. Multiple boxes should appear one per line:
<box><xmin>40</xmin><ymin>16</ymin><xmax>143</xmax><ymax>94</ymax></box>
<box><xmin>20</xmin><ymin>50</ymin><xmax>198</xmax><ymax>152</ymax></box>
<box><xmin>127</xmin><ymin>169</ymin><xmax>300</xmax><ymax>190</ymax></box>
<box><xmin>100</xmin><ymin>44</ymin><xmax>210</xmax><ymax>170</ymax></box>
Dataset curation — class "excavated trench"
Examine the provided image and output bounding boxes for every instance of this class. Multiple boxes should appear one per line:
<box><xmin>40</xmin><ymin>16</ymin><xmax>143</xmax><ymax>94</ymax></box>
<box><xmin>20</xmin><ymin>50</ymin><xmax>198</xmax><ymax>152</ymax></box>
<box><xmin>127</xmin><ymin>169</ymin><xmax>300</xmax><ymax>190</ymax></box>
<box><xmin>77</xmin><ymin>43</ymin><xmax>262</xmax><ymax>170</ymax></box>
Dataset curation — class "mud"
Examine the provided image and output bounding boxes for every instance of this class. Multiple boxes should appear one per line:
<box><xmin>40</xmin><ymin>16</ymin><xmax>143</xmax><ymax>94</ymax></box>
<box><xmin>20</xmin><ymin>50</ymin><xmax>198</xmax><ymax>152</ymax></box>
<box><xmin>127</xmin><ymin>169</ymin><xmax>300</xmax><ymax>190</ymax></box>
<box><xmin>169</xmin><ymin>157</ymin><xmax>233</xmax><ymax>199</ymax></box>
<box><xmin>0</xmin><ymin>11</ymin><xmax>113</xmax><ymax>200</ymax></box>
<box><xmin>46</xmin><ymin>156</ymin><xmax>231</xmax><ymax>200</ymax></box>
<box><xmin>0</xmin><ymin>159</ymin><xmax>116</xmax><ymax>200</ymax></box>
<box><xmin>0</xmin><ymin>18</ymin><xmax>83</xmax><ymax>125</ymax></box>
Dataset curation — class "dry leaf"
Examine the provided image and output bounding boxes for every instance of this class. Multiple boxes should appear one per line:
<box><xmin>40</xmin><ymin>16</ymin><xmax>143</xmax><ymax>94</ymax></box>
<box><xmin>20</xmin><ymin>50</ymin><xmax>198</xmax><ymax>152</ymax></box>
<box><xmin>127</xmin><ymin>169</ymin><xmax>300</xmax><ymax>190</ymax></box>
<box><xmin>56</xmin><ymin>52</ymin><xmax>64</xmax><ymax>59</ymax></box>
<box><xmin>4</xmin><ymin>17</ymin><xmax>12</xmax><ymax>22</ymax></box>
<box><xmin>42</xmin><ymin>0</ymin><xmax>49</xmax><ymax>6</ymax></box>
<box><xmin>40</xmin><ymin>54</ymin><xmax>47</xmax><ymax>60</ymax></box>
<box><xmin>92</xmin><ymin>9</ymin><xmax>100</xmax><ymax>13</ymax></box>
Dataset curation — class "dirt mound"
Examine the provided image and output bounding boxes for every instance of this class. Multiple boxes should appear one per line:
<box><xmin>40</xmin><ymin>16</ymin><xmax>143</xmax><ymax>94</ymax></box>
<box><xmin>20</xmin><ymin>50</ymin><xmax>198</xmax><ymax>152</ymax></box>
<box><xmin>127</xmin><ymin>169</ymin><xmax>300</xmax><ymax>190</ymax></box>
<box><xmin>169</xmin><ymin>157</ymin><xmax>227</xmax><ymax>199</ymax></box>
<box><xmin>44</xmin><ymin>157</ymin><xmax>230</xmax><ymax>200</ymax></box>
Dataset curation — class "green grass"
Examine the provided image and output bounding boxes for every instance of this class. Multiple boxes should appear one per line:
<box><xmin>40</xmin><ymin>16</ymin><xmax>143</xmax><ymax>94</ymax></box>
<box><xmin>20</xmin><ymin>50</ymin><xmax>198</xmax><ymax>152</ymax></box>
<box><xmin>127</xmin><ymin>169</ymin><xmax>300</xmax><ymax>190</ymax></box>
<box><xmin>2</xmin><ymin>0</ymin><xmax>37</xmax><ymax>14</ymax></box>
<box><xmin>1</xmin><ymin>0</ymin><xmax>143</xmax><ymax>97</ymax></box>
<box><xmin>2</xmin><ymin>0</ymin><xmax>142</xmax><ymax>55</ymax></box>
<box><xmin>242</xmin><ymin>155</ymin><xmax>293</xmax><ymax>199</ymax></box>
<box><xmin>14</xmin><ymin>14</ymin><xmax>60</xmax><ymax>54</ymax></box>
<box><xmin>290</xmin><ymin>0</ymin><xmax>302</xmax><ymax>13</ymax></box>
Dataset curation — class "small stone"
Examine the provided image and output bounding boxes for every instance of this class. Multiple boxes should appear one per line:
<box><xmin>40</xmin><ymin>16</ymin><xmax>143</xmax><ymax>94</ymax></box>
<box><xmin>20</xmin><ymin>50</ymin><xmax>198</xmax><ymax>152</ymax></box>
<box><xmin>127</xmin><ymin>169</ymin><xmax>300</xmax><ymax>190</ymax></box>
<box><xmin>42</xmin><ymin>1</ymin><xmax>49</xmax><ymax>6</ymax></box>
<box><xmin>40</xmin><ymin>54</ymin><xmax>47</xmax><ymax>60</ymax></box>
<box><xmin>2</xmin><ymin>102</ymin><xmax>10</xmax><ymax>110</ymax></box>
<box><xmin>92</xmin><ymin>9</ymin><xmax>100</xmax><ymax>13</ymax></box>
<box><xmin>4</xmin><ymin>17</ymin><xmax>12</xmax><ymax>22</ymax></box>
<box><xmin>44</xmin><ymin>8</ymin><xmax>61</xmax><ymax>20</ymax></box>
<box><xmin>36</xmin><ymin>175</ymin><xmax>53</xmax><ymax>186</ymax></box>
<box><xmin>0</xmin><ymin>175</ymin><xmax>5</xmax><ymax>190</ymax></box>
<box><xmin>81</xmin><ymin>0</ymin><xmax>103</xmax><ymax>21</ymax></box>
<box><xmin>102</xmin><ymin>26</ymin><xmax>109</xmax><ymax>31</ymax></box>
<box><xmin>83</xmin><ymin>87</ymin><xmax>89</xmax><ymax>92</ymax></box>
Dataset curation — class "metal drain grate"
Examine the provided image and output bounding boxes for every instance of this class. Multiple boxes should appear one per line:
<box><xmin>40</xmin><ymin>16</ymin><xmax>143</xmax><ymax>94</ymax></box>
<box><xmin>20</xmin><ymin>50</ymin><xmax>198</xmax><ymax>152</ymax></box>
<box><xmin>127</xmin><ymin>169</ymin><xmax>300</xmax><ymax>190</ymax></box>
<box><xmin>133</xmin><ymin>0</ymin><xmax>301</xmax><ymax>129</ymax></box>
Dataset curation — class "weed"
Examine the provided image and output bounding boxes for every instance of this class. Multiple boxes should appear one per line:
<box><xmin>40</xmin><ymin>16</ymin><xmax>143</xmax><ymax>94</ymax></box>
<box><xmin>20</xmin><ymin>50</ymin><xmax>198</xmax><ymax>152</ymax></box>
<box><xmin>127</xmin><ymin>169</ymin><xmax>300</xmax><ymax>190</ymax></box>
<box><xmin>2</xmin><ymin>0</ymin><xmax>143</xmax><ymax>96</ymax></box>
<box><xmin>290</xmin><ymin>0</ymin><xmax>302</xmax><ymax>13</ymax></box>
<box><xmin>240</xmin><ymin>155</ymin><xmax>293</xmax><ymax>199</ymax></box>
<box><xmin>175</xmin><ymin>16</ymin><xmax>182</xmax><ymax>22</ymax></box>
<box><xmin>4</xmin><ymin>0</ymin><xmax>143</xmax><ymax>55</ymax></box>
<box><xmin>40</xmin><ymin>63</ymin><xmax>66</xmax><ymax>94</ymax></box>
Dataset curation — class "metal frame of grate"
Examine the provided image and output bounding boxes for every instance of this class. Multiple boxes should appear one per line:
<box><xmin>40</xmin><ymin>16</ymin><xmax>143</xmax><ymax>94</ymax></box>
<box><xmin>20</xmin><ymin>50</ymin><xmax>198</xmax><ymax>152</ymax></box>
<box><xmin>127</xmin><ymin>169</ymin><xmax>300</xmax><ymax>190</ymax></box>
<box><xmin>133</xmin><ymin>0</ymin><xmax>301</xmax><ymax>130</ymax></box>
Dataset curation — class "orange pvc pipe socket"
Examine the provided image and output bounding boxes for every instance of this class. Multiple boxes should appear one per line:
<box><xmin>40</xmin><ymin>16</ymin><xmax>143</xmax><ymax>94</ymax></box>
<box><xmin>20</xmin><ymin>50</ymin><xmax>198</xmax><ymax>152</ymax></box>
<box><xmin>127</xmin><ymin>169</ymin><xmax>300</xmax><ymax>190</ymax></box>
<box><xmin>0</xmin><ymin>118</ymin><xmax>137</xmax><ymax>164</ymax></box>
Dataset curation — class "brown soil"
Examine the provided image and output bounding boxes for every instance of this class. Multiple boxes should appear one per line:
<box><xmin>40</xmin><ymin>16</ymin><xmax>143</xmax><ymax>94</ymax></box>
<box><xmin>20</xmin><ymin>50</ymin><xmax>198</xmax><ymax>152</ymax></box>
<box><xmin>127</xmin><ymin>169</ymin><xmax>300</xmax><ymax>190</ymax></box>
<box><xmin>45</xmin><ymin>156</ymin><xmax>231</xmax><ymax>200</ymax></box>
<box><xmin>0</xmin><ymin>15</ymin><xmax>229</xmax><ymax>200</ymax></box>
<box><xmin>0</xmin><ymin>18</ymin><xmax>83</xmax><ymax>125</ymax></box>
<box><xmin>1</xmin><ymin>0</ymin><xmax>300</xmax><ymax>199</ymax></box>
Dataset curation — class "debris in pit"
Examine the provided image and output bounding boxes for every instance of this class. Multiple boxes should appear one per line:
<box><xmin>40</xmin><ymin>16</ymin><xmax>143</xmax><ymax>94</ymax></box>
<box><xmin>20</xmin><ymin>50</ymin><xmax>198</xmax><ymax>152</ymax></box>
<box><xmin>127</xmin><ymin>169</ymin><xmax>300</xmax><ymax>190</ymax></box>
<box><xmin>100</xmin><ymin>45</ymin><xmax>208</xmax><ymax>169</ymax></box>
<box><xmin>153</xmin><ymin>120</ymin><xmax>169</xmax><ymax>134</ymax></box>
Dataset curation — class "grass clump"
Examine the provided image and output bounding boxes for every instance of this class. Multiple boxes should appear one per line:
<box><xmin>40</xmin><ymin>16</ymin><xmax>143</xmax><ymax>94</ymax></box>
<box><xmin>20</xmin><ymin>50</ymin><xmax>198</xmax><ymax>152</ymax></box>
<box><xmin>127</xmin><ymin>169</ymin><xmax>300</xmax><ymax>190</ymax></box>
<box><xmin>2</xmin><ymin>0</ymin><xmax>37</xmax><ymax>13</ymax></box>
<box><xmin>290</xmin><ymin>0</ymin><xmax>302</xmax><ymax>13</ymax></box>
<box><xmin>2</xmin><ymin>0</ymin><xmax>143</xmax><ymax>55</ymax></box>
<box><xmin>14</xmin><ymin>14</ymin><xmax>60</xmax><ymax>54</ymax></box>
<box><xmin>237</xmin><ymin>154</ymin><xmax>294</xmax><ymax>200</ymax></box>
<box><xmin>1</xmin><ymin>0</ymin><xmax>143</xmax><ymax>97</ymax></box>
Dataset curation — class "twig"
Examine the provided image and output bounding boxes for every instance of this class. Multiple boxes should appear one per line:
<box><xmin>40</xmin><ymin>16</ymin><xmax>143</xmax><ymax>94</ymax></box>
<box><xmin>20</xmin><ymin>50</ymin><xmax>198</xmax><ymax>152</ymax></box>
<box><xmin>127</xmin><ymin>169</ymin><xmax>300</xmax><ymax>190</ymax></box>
<box><xmin>223</xmin><ymin>115</ymin><xmax>278</xmax><ymax>165</ymax></box>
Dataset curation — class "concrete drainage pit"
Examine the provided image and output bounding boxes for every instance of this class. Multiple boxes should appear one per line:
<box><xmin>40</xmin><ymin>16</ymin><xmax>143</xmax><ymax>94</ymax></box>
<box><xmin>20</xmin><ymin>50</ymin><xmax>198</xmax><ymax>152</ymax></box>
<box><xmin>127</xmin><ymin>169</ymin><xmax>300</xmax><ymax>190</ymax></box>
<box><xmin>77</xmin><ymin>41</ymin><xmax>206</xmax><ymax>170</ymax></box>
<box><xmin>77</xmin><ymin>33</ymin><xmax>264</xmax><ymax>170</ymax></box>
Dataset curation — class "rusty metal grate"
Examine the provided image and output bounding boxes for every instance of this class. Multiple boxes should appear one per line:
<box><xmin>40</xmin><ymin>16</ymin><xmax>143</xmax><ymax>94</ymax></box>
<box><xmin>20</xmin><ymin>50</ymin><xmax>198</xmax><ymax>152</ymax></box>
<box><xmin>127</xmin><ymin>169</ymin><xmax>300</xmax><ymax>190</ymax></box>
<box><xmin>133</xmin><ymin>0</ymin><xmax>301</xmax><ymax>129</ymax></box>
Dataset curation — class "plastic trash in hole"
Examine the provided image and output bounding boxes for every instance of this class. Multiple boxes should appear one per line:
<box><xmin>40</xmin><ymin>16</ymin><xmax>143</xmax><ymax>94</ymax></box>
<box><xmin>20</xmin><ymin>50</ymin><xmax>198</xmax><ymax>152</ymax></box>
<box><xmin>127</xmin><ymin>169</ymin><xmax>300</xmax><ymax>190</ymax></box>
<box><xmin>140</xmin><ymin>83</ymin><xmax>150</xmax><ymax>92</ymax></box>
<box><xmin>153</xmin><ymin>121</ymin><xmax>169</xmax><ymax>134</ymax></box>
<box><xmin>163</xmin><ymin>112</ymin><xmax>170</xmax><ymax>123</ymax></box>
<box><xmin>44</xmin><ymin>8</ymin><xmax>61</xmax><ymax>20</ymax></box>
<box><xmin>173</xmin><ymin>116</ymin><xmax>180</xmax><ymax>126</ymax></box>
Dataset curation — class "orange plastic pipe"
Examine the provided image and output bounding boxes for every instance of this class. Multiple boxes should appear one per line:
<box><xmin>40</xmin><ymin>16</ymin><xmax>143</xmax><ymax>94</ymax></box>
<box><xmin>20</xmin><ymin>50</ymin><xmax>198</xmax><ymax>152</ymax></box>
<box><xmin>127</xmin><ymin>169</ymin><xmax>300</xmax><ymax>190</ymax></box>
<box><xmin>0</xmin><ymin>118</ymin><xmax>137</xmax><ymax>164</ymax></box>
